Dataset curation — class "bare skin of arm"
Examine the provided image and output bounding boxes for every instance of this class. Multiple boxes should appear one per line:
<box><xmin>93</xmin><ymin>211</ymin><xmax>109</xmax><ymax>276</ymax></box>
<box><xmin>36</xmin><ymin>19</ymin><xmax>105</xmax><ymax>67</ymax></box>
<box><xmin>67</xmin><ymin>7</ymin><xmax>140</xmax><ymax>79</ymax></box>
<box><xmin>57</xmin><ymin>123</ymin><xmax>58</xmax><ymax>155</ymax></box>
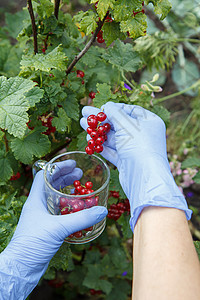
<box><xmin>132</xmin><ymin>207</ymin><xmax>200</xmax><ymax>300</ymax></box>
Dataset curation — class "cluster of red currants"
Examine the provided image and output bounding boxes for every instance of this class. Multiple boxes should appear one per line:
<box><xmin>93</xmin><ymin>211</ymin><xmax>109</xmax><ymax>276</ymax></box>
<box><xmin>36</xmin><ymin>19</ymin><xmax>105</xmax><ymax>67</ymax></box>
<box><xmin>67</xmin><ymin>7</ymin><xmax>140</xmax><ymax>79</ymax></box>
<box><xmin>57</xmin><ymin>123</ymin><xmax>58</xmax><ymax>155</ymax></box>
<box><xmin>10</xmin><ymin>172</ymin><xmax>21</xmax><ymax>181</ymax></box>
<box><xmin>59</xmin><ymin>180</ymin><xmax>98</xmax><ymax>239</ymax></box>
<box><xmin>96</xmin><ymin>30</ymin><xmax>105</xmax><ymax>43</ymax></box>
<box><xmin>76</xmin><ymin>69</ymin><xmax>85</xmax><ymax>84</ymax></box>
<box><xmin>107</xmin><ymin>199</ymin><xmax>130</xmax><ymax>221</ymax></box>
<box><xmin>85</xmin><ymin>112</ymin><xmax>111</xmax><ymax>155</ymax></box>
<box><xmin>39</xmin><ymin>114</ymin><xmax>56</xmax><ymax>135</ymax></box>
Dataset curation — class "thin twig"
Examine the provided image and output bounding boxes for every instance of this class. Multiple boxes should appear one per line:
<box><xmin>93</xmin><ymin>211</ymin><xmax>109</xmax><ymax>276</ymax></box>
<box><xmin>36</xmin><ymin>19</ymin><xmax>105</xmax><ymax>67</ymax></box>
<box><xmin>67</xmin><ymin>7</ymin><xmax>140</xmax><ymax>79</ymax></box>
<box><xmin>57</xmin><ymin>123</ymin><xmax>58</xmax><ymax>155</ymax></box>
<box><xmin>66</xmin><ymin>12</ymin><xmax>109</xmax><ymax>75</ymax></box>
<box><xmin>27</xmin><ymin>0</ymin><xmax>38</xmax><ymax>54</ymax></box>
<box><xmin>54</xmin><ymin>0</ymin><xmax>61</xmax><ymax>19</ymax></box>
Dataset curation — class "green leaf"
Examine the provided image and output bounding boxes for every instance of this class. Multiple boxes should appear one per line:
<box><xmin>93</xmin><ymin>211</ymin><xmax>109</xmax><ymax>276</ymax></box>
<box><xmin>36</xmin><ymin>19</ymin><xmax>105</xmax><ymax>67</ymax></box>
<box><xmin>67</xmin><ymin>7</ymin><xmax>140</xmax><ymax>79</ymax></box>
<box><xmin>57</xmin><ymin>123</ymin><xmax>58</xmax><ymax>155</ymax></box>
<box><xmin>96</xmin><ymin>0</ymin><xmax>115</xmax><ymax>20</ymax></box>
<box><xmin>52</xmin><ymin>108</ymin><xmax>71</xmax><ymax>133</ymax></box>
<box><xmin>11</xmin><ymin>127</ymin><xmax>51</xmax><ymax>164</ymax></box>
<box><xmin>109</xmin><ymin>169</ymin><xmax>126</xmax><ymax>198</ymax></box>
<box><xmin>172</xmin><ymin>60</ymin><xmax>200</xmax><ymax>96</ymax></box>
<box><xmin>103</xmin><ymin>22</ymin><xmax>126</xmax><ymax>46</ymax></box>
<box><xmin>113</xmin><ymin>0</ymin><xmax>141</xmax><ymax>22</ymax></box>
<box><xmin>102</xmin><ymin>40</ymin><xmax>141</xmax><ymax>72</ymax></box>
<box><xmin>35</xmin><ymin>0</ymin><xmax>54</xmax><ymax>18</ymax></box>
<box><xmin>145</xmin><ymin>0</ymin><xmax>172</xmax><ymax>20</ymax></box>
<box><xmin>0</xmin><ymin>40</ymin><xmax>12</xmax><ymax>71</ymax></box>
<box><xmin>77</xmin><ymin>131</ymin><xmax>87</xmax><ymax>151</ymax></box>
<box><xmin>93</xmin><ymin>83</ymin><xmax>117</xmax><ymax>108</ymax></box>
<box><xmin>120</xmin><ymin>13</ymin><xmax>147</xmax><ymax>39</ymax></box>
<box><xmin>0</xmin><ymin>76</ymin><xmax>35</xmax><ymax>138</ymax></box>
<box><xmin>193</xmin><ymin>172</ymin><xmax>200</xmax><ymax>184</ymax></box>
<box><xmin>62</xmin><ymin>93</ymin><xmax>80</xmax><ymax>121</ymax></box>
<box><xmin>5</xmin><ymin>9</ymin><xmax>29</xmax><ymax>39</ymax></box>
<box><xmin>151</xmin><ymin>105</ymin><xmax>170</xmax><ymax>127</ymax></box>
<box><xmin>117</xmin><ymin>214</ymin><xmax>132</xmax><ymax>239</ymax></box>
<box><xmin>181</xmin><ymin>157</ymin><xmax>200</xmax><ymax>169</ymax></box>
<box><xmin>20</xmin><ymin>45</ymin><xmax>68</xmax><ymax>72</ymax></box>
<box><xmin>0</xmin><ymin>152</ymin><xmax>13</xmax><ymax>182</ymax></box>
<box><xmin>24</xmin><ymin>87</ymin><xmax>44</xmax><ymax>107</ymax></box>
<box><xmin>73</xmin><ymin>10</ymin><xmax>98</xmax><ymax>36</ymax></box>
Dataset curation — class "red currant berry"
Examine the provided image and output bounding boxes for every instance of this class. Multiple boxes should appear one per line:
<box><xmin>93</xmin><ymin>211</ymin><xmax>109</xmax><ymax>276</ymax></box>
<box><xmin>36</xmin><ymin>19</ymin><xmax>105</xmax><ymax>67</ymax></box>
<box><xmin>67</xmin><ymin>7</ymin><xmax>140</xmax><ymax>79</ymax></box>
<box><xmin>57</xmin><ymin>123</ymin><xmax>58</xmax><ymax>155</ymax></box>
<box><xmin>85</xmin><ymin>197</ymin><xmax>98</xmax><ymax>208</ymax></box>
<box><xmin>74</xmin><ymin>231</ymin><xmax>83</xmax><ymax>238</ymax></box>
<box><xmin>95</xmin><ymin>137</ymin><xmax>105</xmax><ymax>145</ymax></box>
<box><xmin>75</xmin><ymin>185</ymin><xmax>82</xmax><ymax>193</ymax></box>
<box><xmin>80</xmin><ymin>188</ymin><xmax>88</xmax><ymax>195</ymax></box>
<box><xmin>97</xmin><ymin>36</ymin><xmax>105</xmax><ymax>43</ymax></box>
<box><xmin>85</xmin><ymin>181</ymin><xmax>93</xmax><ymax>189</ymax></box>
<box><xmin>89</xmin><ymin>92</ymin><xmax>96</xmax><ymax>99</ymax></box>
<box><xmin>73</xmin><ymin>180</ymin><xmax>81</xmax><ymax>187</ymax></box>
<box><xmin>76</xmin><ymin>70</ymin><xmax>85</xmax><ymax>78</ymax></box>
<box><xmin>88</xmin><ymin>139</ymin><xmax>96</xmax><ymax>148</ymax></box>
<box><xmin>81</xmin><ymin>80</ymin><xmax>85</xmax><ymax>84</ymax></box>
<box><xmin>59</xmin><ymin>197</ymin><xmax>69</xmax><ymax>209</ymax></box>
<box><xmin>103</xmin><ymin>134</ymin><xmax>107</xmax><ymax>141</ymax></box>
<box><xmin>87</xmin><ymin>127</ymin><xmax>93</xmax><ymax>135</ymax></box>
<box><xmin>103</xmin><ymin>123</ymin><xmax>111</xmax><ymax>132</ymax></box>
<box><xmin>97</xmin><ymin>112</ymin><xmax>107</xmax><ymax>122</ymax></box>
<box><xmin>61</xmin><ymin>207</ymin><xmax>71</xmax><ymax>215</ymax></box>
<box><xmin>90</xmin><ymin>131</ymin><xmax>99</xmax><ymax>140</ymax></box>
<box><xmin>94</xmin><ymin>144</ymin><xmax>103</xmax><ymax>153</ymax></box>
<box><xmin>97</xmin><ymin>125</ymin><xmax>106</xmax><ymax>135</ymax></box>
<box><xmin>71</xmin><ymin>200</ymin><xmax>84</xmax><ymax>212</ymax></box>
<box><xmin>87</xmin><ymin>115</ymin><xmax>98</xmax><ymax>128</ymax></box>
<box><xmin>85</xmin><ymin>146</ymin><xmax>94</xmax><ymax>155</ymax></box>
<box><xmin>84</xmin><ymin>226</ymin><xmax>93</xmax><ymax>231</ymax></box>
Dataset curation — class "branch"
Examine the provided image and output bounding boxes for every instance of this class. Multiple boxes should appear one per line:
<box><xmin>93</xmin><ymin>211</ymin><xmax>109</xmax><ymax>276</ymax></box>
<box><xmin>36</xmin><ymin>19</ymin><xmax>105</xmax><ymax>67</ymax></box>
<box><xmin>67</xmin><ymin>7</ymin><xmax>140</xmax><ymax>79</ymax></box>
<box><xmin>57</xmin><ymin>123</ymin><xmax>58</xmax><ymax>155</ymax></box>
<box><xmin>27</xmin><ymin>0</ymin><xmax>38</xmax><ymax>54</ymax></box>
<box><xmin>54</xmin><ymin>0</ymin><xmax>61</xmax><ymax>20</ymax></box>
<box><xmin>66</xmin><ymin>12</ymin><xmax>109</xmax><ymax>75</ymax></box>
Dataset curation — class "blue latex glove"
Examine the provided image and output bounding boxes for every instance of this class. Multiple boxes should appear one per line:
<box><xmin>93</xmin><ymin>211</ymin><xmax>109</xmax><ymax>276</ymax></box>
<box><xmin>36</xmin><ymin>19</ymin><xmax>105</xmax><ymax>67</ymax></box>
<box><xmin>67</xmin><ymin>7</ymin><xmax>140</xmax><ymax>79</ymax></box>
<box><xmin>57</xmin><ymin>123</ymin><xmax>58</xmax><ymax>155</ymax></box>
<box><xmin>0</xmin><ymin>160</ymin><xmax>107</xmax><ymax>300</ymax></box>
<box><xmin>80</xmin><ymin>101</ymin><xmax>192</xmax><ymax>231</ymax></box>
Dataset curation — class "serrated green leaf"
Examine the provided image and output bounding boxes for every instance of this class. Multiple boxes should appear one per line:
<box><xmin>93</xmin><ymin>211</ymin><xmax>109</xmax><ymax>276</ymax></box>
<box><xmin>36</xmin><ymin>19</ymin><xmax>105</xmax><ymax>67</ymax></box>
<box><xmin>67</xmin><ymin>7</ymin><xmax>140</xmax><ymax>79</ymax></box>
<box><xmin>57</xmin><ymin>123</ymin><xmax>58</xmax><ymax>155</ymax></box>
<box><xmin>0</xmin><ymin>40</ymin><xmax>12</xmax><ymax>71</ymax></box>
<box><xmin>93</xmin><ymin>83</ymin><xmax>117</xmax><ymax>108</ymax></box>
<box><xmin>193</xmin><ymin>172</ymin><xmax>200</xmax><ymax>184</ymax></box>
<box><xmin>103</xmin><ymin>22</ymin><xmax>126</xmax><ymax>46</ymax></box>
<box><xmin>96</xmin><ymin>0</ymin><xmax>115</xmax><ymax>20</ymax></box>
<box><xmin>77</xmin><ymin>131</ymin><xmax>87</xmax><ymax>151</ymax></box>
<box><xmin>63</xmin><ymin>93</ymin><xmax>80</xmax><ymax>121</ymax></box>
<box><xmin>11</xmin><ymin>128</ymin><xmax>51</xmax><ymax>164</ymax></box>
<box><xmin>146</xmin><ymin>0</ymin><xmax>172</xmax><ymax>20</ymax></box>
<box><xmin>120</xmin><ymin>13</ymin><xmax>147</xmax><ymax>39</ymax></box>
<box><xmin>20</xmin><ymin>45</ymin><xmax>68</xmax><ymax>72</ymax></box>
<box><xmin>73</xmin><ymin>10</ymin><xmax>97</xmax><ymax>36</ymax></box>
<box><xmin>36</xmin><ymin>0</ymin><xmax>54</xmax><ymax>18</ymax></box>
<box><xmin>24</xmin><ymin>86</ymin><xmax>44</xmax><ymax>107</ymax></box>
<box><xmin>151</xmin><ymin>105</ymin><xmax>170</xmax><ymax>127</ymax></box>
<box><xmin>181</xmin><ymin>157</ymin><xmax>200</xmax><ymax>169</ymax></box>
<box><xmin>102</xmin><ymin>40</ymin><xmax>141</xmax><ymax>72</ymax></box>
<box><xmin>52</xmin><ymin>108</ymin><xmax>71</xmax><ymax>133</ymax></box>
<box><xmin>113</xmin><ymin>0</ymin><xmax>141</xmax><ymax>22</ymax></box>
<box><xmin>0</xmin><ymin>76</ymin><xmax>35</xmax><ymax>138</ymax></box>
<box><xmin>0</xmin><ymin>152</ymin><xmax>13</xmax><ymax>182</ymax></box>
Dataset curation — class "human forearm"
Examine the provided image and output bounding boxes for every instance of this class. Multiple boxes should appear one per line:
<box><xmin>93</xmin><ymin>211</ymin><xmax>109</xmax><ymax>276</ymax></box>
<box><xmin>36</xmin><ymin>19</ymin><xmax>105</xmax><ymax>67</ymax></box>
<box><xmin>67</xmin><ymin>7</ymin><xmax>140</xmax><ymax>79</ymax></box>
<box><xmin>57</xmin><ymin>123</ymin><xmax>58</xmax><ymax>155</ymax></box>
<box><xmin>132</xmin><ymin>207</ymin><xmax>200</xmax><ymax>300</ymax></box>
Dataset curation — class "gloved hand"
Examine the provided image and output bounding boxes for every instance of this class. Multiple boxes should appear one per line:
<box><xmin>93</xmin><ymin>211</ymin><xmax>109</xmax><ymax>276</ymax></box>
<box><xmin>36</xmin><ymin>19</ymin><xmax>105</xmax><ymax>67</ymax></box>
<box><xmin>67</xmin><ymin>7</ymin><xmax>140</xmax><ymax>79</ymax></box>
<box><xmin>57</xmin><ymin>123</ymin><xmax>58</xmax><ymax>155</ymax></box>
<box><xmin>80</xmin><ymin>101</ymin><xmax>192</xmax><ymax>231</ymax></box>
<box><xmin>0</xmin><ymin>160</ymin><xmax>107</xmax><ymax>299</ymax></box>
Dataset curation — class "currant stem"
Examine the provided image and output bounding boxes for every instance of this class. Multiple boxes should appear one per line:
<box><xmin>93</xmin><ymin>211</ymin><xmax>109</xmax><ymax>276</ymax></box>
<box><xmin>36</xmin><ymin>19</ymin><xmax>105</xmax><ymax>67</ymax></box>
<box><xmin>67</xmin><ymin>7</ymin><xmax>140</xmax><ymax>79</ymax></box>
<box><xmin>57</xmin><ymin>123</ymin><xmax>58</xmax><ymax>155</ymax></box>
<box><xmin>54</xmin><ymin>0</ymin><xmax>60</xmax><ymax>19</ymax></box>
<box><xmin>27</xmin><ymin>0</ymin><xmax>38</xmax><ymax>54</ymax></box>
<box><xmin>66</xmin><ymin>12</ymin><xmax>109</xmax><ymax>75</ymax></box>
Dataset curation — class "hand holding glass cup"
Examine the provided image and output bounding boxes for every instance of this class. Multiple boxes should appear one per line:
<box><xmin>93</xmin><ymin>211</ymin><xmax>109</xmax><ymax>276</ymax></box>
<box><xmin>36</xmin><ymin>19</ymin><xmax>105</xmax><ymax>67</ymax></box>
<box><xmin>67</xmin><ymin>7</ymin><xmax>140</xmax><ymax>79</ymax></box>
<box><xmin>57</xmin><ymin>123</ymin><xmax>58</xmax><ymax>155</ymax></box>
<box><xmin>33</xmin><ymin>151</ymin><xmax>110</xmax><ymax>244</ymax></box>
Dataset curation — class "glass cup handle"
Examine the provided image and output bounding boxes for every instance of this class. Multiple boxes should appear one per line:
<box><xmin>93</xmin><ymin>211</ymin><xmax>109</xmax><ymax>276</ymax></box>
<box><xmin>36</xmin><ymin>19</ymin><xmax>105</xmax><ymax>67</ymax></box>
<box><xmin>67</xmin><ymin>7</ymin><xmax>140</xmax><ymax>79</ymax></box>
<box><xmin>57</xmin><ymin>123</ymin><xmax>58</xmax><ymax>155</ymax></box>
<box><xmin>32</xmin><ymin>160</ymin><xmax>47</xmax><ymax>178</ymax></box>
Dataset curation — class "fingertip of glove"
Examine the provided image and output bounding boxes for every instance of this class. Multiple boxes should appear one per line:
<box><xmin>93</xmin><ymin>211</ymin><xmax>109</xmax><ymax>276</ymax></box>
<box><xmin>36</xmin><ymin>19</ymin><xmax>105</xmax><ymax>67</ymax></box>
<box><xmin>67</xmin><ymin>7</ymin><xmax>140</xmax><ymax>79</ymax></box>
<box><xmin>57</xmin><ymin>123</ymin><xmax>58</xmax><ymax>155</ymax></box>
<box><xmin>89</xmin><ymin>206</ymin><xmax>108</xmax><ymax>220</ymax></box>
